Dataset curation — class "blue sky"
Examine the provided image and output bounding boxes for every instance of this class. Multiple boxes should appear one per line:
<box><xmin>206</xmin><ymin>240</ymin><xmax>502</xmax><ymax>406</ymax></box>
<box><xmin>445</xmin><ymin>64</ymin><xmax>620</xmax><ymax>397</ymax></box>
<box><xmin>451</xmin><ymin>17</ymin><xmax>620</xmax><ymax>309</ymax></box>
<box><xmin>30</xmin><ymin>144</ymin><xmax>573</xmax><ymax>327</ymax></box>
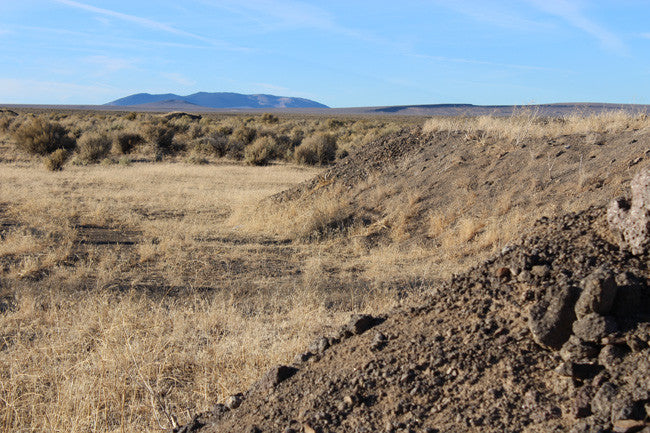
<box><xmin>0</xmin><ymin>1</ymin><xmax>648</xmax><ymax>107</ymax></box>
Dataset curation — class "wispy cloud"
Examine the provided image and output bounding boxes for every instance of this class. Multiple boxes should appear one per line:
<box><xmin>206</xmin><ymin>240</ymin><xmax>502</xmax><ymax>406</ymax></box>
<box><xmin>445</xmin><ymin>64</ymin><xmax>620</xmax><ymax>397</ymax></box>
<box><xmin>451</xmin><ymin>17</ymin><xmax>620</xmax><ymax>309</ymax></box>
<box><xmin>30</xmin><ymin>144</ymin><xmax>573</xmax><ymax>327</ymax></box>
<box><xmin>413</xmin><ymin>53</ymin><xmax>573</xmax><ymax>74</ymax></box>
<box><xmin>526</xmin><ymin>0</ymin><xmax>626</xmax><ymax>53</ymax></box>
<box><xmin>162</xmin><ymin>73</ymin><xmax>196</xmax><ymax>87</ymax></box>
<box><xmin>16</xmin><ymin>25</ymin><xmax>214</xmax><ymax>50</ymax></box>
<box><xmin>202</xmin><ymin>0</ymin><xmax>408</xmax><ymax>51</ymax></box>
<box><xmin>0</xmin><ymin>78</ymin><xmax>117</xmax><ymax>104</ymax></box>
<box><xmin>53</xmin><ymin>0</ymin><xmax>248</xmax><ymax>51</ymax></box>
<box><xmin>85</xmin><ymin>55</ymin><xmax>137</xmax><ymax>73</ymax></box>
<box><xmin>250</xmin><ymin>82</ymin><xmax>291</xmax><ymax>94</ymax></box>
<box><xmin>641</xmin><ymin>33</ymin><xmax>650</xmax><ymax>39</ymax></box>
<box><xmin>207</xmin><ymin>0</ymin><xmax>336</xmax><ymax>32</ymax></box>
<box><xmin>430</xmin><ymin>0</ymin><xmax>550</xmax><ymax>31</ymax></box>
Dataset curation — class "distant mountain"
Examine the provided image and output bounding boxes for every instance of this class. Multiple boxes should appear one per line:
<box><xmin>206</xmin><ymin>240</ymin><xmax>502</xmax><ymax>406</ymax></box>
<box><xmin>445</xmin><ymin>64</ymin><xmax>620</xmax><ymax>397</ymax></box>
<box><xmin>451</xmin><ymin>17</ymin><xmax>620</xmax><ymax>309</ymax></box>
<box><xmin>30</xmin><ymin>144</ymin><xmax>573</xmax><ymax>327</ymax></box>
<box><xmin>106</xmin><ymin>92</ymin><xmax>329</xmax><ymax>109</ymax></box>
<box><xmin>129</xmin><ymin>99</ymin><xmax>204</xmax><ymax>111</ymax></box>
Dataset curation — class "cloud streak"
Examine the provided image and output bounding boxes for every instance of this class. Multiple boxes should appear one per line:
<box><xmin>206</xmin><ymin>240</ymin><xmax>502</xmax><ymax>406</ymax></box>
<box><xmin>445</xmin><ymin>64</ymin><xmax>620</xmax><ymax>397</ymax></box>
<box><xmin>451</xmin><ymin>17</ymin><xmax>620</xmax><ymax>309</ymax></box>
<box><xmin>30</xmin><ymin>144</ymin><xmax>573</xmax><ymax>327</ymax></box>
<box><xmin>430</xmin><ymin>0</ymin><xmax>550</xmax><ymax>31</ymax></box>
<box><xmin>0</xmin><ymin>77</ymin><xmax>117</xmax><ymax>104</ymax></box>
<box><xmin>162</xmin><ymin>73</ymin><xmax>196</xmax><ymax>87</ymax></box>
<box><xmin>413</xmin><ymin>53</ymin><xmax>573</xmax><ymax>74</ymax></box>
<box><xmin>16</xmin><ymin>24</ymin><xmax>215</xmax><ymax>51</ymax></box>
<box><xmin>53</xmin><ymin>0</ymin><xmax>247</xmax><ymax>51</ymax></box>
<box><xmin>202</xmin><ymin>0</ymin><xmax>408</xmax><ymax>52</ymax></box>
<box><xmin>85</xmin><ymin>55</ymin><xmax>137</xmax><ymax>73</ymax></box>
<box><xmin>526</xmin><ymin>0</ymin><xmax>626</xmax><ymax>53</ymax></box>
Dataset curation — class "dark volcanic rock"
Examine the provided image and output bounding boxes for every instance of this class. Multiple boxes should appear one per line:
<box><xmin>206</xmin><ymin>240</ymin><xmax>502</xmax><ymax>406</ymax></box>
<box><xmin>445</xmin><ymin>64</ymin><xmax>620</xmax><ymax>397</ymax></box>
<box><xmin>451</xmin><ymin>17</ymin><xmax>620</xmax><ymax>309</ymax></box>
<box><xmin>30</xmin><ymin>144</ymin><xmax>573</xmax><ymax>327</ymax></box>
<box><xmin>575</xmin><ymin>268</ymin><xmax>618</xmax><ymax>319</ymax></box>
<box><xmin>343</xmin><ymin>314</ymin><xmax>377</xmax><ymax>335</ymax></box>
<box><xmin>254</xmin><ymin>365</ymin><xmax>298</xmax><ymax>391</ymax></box>
<box><xmin>573</xmin><ymin>314</ymin><xmax>618</xmax><ymax>343</ymax></box>
<box><xmin>528</xmin><ymin>285</ymin><xmax>577</xmax><ymax>350</ymax></box>
<box><xmin>560</xmin><ymin>335</ymin><xmax>600</xmax><ymax>362</ymax></box>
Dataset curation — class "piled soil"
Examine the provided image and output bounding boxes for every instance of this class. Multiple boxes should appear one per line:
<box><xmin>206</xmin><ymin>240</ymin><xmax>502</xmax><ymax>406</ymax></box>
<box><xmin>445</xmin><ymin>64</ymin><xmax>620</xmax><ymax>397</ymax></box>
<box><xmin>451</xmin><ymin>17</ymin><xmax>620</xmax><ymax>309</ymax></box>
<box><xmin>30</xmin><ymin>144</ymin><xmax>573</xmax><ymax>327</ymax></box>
<box><xmin>278</xmin><ymin>126</ymin><xmax>650</xmax><ymax>247</ymax></box>
<box><xmin>176</xmin><ymin>125</ymin><xmax>650</xmax><ymax>432</ymax></box>
<box><xmin>178</xmin><ymin>205</ymin><xmax>649</xmax><ymax>433</ymax></box>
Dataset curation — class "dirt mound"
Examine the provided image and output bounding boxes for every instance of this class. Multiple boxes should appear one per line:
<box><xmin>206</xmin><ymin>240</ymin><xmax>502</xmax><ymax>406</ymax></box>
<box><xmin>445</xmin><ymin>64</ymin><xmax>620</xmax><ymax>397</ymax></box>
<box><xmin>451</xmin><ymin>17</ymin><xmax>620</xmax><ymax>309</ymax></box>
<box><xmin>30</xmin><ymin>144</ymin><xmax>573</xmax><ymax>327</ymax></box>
<box><xmin>277</xmin><ymin>126</ymin><xmax>649</xmax><ymax>250</ymax></box>
<box><xmin>177</xmin><ymin>200</ymin><xmax>649</xmax><ymax>432</ymax></box>
<box><xmin>169</xmin><ymin>129</ymin><xmax>650</xmax><ymax>433</ymax></box>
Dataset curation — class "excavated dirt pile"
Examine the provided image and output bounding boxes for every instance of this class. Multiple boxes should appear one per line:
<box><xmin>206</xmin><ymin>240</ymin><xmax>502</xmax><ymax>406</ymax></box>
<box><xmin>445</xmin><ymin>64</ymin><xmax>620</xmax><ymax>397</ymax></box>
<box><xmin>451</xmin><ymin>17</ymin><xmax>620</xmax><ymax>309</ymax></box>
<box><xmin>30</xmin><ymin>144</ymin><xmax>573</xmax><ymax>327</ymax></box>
<box><xmin>276</xmin><ymin>126</ymin><xmax>650</xmax><ymax>249</ymax></box>
<box><xmin>177</xmin><ymin>169</ymin><xmax>650</xmax><ymax>432</ymax></box>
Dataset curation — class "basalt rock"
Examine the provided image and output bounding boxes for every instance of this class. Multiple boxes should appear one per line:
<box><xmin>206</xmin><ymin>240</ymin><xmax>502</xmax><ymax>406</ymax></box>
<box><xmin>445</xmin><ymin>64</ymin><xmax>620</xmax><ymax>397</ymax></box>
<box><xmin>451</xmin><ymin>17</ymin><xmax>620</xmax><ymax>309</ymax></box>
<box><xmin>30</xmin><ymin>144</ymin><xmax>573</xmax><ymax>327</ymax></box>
<box><xmin>528</xmin><ymin>285</ymin><xmax>578</xmax><ymax>350</ymax></box>
<box><xmin>575</xmin><ymin>268</ymin><xmax>618</xmax><ymax>319</ymax></box>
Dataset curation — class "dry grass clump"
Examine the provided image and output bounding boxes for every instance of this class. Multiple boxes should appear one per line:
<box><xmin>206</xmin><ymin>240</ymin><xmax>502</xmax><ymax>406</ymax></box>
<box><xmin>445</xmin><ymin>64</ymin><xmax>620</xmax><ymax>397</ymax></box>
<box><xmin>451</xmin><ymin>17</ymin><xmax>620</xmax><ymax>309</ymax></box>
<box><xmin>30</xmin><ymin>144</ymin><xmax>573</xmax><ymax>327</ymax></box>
<box><xmin>423</xmin><ymin>109</ymin><xmax>649</xmax><ymax>143</ymax></box>
<box><xmin>44</xmin><ymin>148</ymin><xmax>70</xmax><ymax>171</ymax></box>
<box><xmin>228</xmin><ymin>184</ymin><xmax>357</xmax><ymax>242</ymax></box>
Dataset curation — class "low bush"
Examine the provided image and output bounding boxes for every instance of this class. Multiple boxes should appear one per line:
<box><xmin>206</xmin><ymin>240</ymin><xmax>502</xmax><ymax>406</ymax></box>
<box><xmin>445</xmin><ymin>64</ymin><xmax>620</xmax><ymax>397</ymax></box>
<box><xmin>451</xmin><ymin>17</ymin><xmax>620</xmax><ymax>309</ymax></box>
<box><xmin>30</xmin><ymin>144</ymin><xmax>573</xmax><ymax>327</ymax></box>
<box><xmin>230</xmin><ymin>126</ymin><xmax>256</xmax><ymax>147</ymax></box>
<box><xmin>244</xmin><ymin>136</ymin><xmax>275</xmax><ymax>165</ymax></box>
<box><xmin>144</xmin><ymin>123</ymin><xmax>183</xmax><ymax>155</ymax></box>
<box><xmin>190</xmin><ymin>132</ymin><xmax>242</xmax><ymax>158</ymax></box>
<box><xmin>0</xmin><ymin>110</ymin><xmax>18</xmax><ymax>132</ymax></box>
<box><xmin>214</xmin><ymin>125</ymin><xmax>233</xmax><ymax>136</ymax></box>
<box><xmin>44</xmin><ymin>148</ymin><xmax>69</xmax><ymax>171</ymax></box>
<box><xmin>294</xmin><ymin>133</ymin><xmax>337</xmax><ymax>165</ymax></box>
<box><xmin>77</xmin><ymin>132</ymin><xmax>112</xmax><ymax>163</ymax></box>
<box><xmin>326</xmin><ymin>118</ymin><xmax>344</xmax><ymax>129</ymax></box>
<box><xmin>113</xmin><ymin>132</ymin><xmax>144</xmax><ymax>155</ymax></box>
<box><xmin>12</xmin><ymin>117</ymin><xmax>76</xmax><ymax>155</ymax></box>
<box><xmin>187</xmin><ymin>123</ymin><xmax>204</xmax><ymax>139</ymax></box>
<box><xmin>261</xmin><ymin>113</ymin><xmax>279</xmax><ymax>124</ymax></box>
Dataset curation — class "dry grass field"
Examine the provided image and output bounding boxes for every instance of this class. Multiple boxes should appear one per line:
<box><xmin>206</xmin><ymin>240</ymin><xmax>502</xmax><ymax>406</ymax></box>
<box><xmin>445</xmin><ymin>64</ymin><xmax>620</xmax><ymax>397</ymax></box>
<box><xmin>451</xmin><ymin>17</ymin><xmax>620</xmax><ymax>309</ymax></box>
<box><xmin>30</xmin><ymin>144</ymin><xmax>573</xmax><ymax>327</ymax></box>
<box><xmin>0</xmin><ymin>160</ymin><xmax>406</xmax><ymax>433</ymax></box>
<box><xmin>0</xmin><ymin>108</ymin><xmax>648</xmax><ymax>432</ymax></box>
<box><xmin>0</xmin><ymin>110</ymin><xmax>411</xmax><ymax>433</ymax></box>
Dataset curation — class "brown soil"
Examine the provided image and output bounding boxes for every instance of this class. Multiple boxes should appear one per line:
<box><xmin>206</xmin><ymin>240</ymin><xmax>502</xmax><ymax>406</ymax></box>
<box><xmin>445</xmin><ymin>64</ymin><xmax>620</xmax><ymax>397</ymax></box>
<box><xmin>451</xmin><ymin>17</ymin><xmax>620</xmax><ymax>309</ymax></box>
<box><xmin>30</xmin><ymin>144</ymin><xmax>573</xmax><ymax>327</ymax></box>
<box><xmin>176</xmin><ymin>128</ymin><xmax>650</xmax><ymax>433</ymax></box>
<box><xmin>279</xmin><ymin>126</ymin><xmax>649</xmax><ymax>244</ymax></box>
<box><xmin>179</xmin><ymin>207</ymin><xmax>649</xmax><ymax>433</ymax></box>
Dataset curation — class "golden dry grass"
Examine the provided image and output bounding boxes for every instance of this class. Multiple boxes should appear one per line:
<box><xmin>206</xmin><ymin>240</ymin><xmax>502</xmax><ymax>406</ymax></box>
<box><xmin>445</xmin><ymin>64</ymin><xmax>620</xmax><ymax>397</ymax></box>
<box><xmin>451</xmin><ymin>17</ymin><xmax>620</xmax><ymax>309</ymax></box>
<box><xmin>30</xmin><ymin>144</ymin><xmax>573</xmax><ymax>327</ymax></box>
<box><xmin>423</xmin><ymin>108</ymin><xmax>649</xmax><ymax>142</ymax></box>
<box><xmin>0</xmin><ymin>282</ymin><xmax>367</xmax><ymax>432</ymax></box>
<box><xmin>1</xmin><ymin>109</ymin><xmax>647</xmax><ymax>432</ymax></box>
<box><xmin>0</xmin><ymin>159</ymin><xmax>401</xmax><ymax>432</ymax></box>
<box><xmin>231</xmin><ymin>109</ymin><xmax>648</xmax><ymax>288</ymax></box>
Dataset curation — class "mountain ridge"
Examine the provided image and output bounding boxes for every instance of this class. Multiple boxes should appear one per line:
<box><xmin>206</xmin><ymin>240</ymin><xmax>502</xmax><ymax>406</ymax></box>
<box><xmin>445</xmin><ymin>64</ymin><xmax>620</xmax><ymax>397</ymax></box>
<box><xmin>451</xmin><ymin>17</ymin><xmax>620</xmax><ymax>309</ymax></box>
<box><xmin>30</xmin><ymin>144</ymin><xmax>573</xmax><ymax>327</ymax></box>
<box><xmin>105</xmin><ymin>92</ymin><xmax>329</xmax><ymax>109</ymax></box>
